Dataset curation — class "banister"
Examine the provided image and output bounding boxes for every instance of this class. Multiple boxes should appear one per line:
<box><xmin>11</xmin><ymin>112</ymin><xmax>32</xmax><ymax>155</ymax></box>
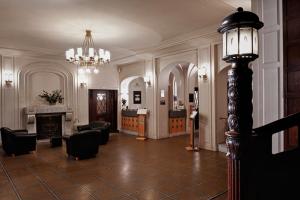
<box><xmin>252</xmin><ymin>112</ymin><xmax>300</xmax><ymax>136</ymax></box>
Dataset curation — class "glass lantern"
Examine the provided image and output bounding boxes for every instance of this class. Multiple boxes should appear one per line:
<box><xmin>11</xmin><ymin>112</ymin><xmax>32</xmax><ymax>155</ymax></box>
<box><xmin>218</xmin><ymin>7</ymin><xmax>263</xmax><ymax>63</ymax></box>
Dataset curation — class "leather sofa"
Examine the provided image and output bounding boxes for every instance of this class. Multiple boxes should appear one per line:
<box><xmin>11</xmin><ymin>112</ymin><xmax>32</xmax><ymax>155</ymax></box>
<box><xmin>63</xmin><ymin>130</ymin><xmax>101</xmax><ymax>160</ymax></box>
<box><xmin>77</xmin><ymin>121</ymin><xmax>111</xmax><ymax>145</ymax></box>
<box><xmin>0</xmin><ymin>127</ymin><xmax>36</xmax><ymax>156</ymax></box>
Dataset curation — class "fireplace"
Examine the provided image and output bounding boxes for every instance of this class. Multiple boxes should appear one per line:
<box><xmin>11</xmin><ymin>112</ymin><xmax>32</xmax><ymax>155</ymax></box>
<box><xmin>24</xmin><ymin>105</ymin><xmax>73</xmax><ymax>136</ymax></box>
<box><xmin>36</xmin><ymin>113</ymin><xmax>62</xmax><ymax>140</ymax></box>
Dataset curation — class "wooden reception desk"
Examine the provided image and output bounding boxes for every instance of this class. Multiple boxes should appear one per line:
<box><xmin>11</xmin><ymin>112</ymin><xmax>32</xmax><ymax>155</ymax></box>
<box><xmin>169</xmin><ymin>109</ymin><xmax>187</xmax><ymax>135</ymax></box>
<box><xmin>121</xmin><ymin>110</ymin><xmax>139</xmax><ymax>132</ymax></box>
<box><xmin>121</xmin><ymin>109</ymin><xmax>148</xmax><ymax>140</ymax></box>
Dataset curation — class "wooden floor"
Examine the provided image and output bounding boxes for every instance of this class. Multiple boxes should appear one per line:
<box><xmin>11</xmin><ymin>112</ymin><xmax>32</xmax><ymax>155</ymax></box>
<box><xmin>0</xmin><ymin>134</ymin><xmax>227</xmax><ymax>200</ymax></box>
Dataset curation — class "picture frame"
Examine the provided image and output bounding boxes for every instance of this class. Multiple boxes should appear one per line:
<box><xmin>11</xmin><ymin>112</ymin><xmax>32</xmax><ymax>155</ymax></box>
<box><xmin>133</xmin><ymin>91</ymin><xmax>141</xmax><ymax>104</ymax></box>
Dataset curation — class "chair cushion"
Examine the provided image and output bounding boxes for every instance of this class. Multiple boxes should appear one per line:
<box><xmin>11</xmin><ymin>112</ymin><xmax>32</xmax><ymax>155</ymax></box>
<box><xmin>77</xmin><ymin>125</ymin><xmax>91</xmax><ymax>132</ymax></box>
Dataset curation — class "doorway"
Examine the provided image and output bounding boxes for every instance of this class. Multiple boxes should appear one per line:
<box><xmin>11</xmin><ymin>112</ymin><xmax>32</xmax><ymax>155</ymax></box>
<box><xmin>89</xmin><ymin>89</ymin><xmax>118</xmax><ymax>132</ymax></box>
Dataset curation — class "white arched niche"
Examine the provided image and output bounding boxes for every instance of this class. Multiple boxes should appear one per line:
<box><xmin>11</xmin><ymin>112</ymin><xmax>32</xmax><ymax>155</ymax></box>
<box><xmin>120</xmin><ymin>76</ymin><xmax>146</xmax><ymax>110</ymax></box>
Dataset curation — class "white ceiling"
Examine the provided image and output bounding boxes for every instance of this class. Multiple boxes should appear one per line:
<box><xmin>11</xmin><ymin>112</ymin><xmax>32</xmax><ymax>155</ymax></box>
<box><xmin>0</xmin><ymin>0</ymin><xmax>250</xmax><ymax>60</ymax></box>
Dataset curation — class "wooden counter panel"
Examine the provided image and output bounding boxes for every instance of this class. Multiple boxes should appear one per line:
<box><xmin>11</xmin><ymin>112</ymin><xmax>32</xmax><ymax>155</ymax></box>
<box><xmin>121</xmin><ymin>116</ymin><xmax>138</xmax><ymax>131</ymax></box>
<box><xmin>169</xmin><ymin>117</ymin><xmax>186</xmax><ymax>134</ymax></box>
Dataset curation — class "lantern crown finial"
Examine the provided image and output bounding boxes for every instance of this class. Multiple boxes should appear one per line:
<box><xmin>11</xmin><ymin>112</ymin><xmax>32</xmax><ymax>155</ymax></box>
<box><xmin>237</xmin><ymin>7</ymin><xmax>243</xmax><ymax>12</ymax></box>
<box><xmin>217</xmin><ymin>7</ymin><xmax>263</xmax><ymax>34</ymax></box>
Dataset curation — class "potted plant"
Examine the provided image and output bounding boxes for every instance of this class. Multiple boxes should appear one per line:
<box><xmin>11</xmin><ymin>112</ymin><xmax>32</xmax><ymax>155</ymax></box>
<box><xmin>121</xmin><ymin>98</ymin><xmax>127</xmax><ymax>110</ymax></box>
<box><xmin>39</xmin><ymin>90</ymin><xmax>64</xmax><ymax>105</ymax></box>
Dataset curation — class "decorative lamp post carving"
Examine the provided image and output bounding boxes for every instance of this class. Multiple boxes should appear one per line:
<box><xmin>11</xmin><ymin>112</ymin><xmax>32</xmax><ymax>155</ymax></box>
<box><xmin>217</xmin><ymin>7</ymin><xmax>264</xmax><ymax>200</ymax></box>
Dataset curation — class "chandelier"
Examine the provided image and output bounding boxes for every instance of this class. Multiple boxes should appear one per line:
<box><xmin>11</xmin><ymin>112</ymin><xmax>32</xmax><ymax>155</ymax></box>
<box><xmin>65</xmin><ymin>30</ymin><xmax>111</xmax><ymax>74</ymax></box>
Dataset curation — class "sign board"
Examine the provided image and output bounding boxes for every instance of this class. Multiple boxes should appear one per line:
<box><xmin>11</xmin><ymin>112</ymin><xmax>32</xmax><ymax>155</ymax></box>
<box><xmin>137</xmin><ymin>109</ymin><xmax>148</xmax><ymax>115</ymax></box>
<box><xmin>190</xmin><ymin>111</ymin><xmax>198</xmax><ymax>119</ymax></box>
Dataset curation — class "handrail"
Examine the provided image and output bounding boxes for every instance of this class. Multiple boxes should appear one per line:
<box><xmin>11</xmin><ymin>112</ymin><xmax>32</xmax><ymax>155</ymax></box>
<box><xmin>253</xmin><ymin>112</ymin><xmax>300</xmax><ymax>136</ymax></box>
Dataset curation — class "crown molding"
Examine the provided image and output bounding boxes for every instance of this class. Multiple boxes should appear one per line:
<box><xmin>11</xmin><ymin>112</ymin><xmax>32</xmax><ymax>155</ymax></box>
<box><xmin>138</xmin><ymin>24</ymin><xmax>219</xmax><ymax>52</ymax></box>
<box><xmin>113</xmin><ymin>24</ymin><xmax>221</xmax><ymax>65</ymax></box>
<box><xmin>0</xmin><ymin>23</ymin><xmax>221</xmax><ymax>66</ymax></box>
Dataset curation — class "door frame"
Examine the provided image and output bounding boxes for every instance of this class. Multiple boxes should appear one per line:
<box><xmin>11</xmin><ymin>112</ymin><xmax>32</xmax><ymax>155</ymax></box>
<box><xmin>88</xmin><ymin>89</ymin><xmax>118</xmax><ymax>132</ymax></box>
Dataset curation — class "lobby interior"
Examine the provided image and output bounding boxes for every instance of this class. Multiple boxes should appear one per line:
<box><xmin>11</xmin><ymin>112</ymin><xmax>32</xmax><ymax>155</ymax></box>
<box><xmin>0</xmin><ymin>0</ymin><xmax>295</xmax><ymax>200</ymax></box>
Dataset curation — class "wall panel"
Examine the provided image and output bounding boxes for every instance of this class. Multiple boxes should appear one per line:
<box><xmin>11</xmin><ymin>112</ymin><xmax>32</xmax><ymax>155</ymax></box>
<box><xmin>252</xmin><ymin>0</ymin><xmax>284</xmax><ymax>153</ymax></box>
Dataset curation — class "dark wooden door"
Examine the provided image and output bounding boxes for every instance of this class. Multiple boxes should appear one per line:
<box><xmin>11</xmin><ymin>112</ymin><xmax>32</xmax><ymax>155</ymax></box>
<box><xmin>89</xmin><ymin>89</ymin><xmax>118</xmax><ymax>132</ymax></box>
<box><xmin>283</xmin><ymin>0</ymin><xmax>300</xmax><ymax>149</ymax></box>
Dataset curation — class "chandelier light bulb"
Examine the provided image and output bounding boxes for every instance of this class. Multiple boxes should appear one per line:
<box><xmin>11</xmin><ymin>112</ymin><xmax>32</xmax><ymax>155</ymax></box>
<box><xmin>99</xmin><ymin>49</ymin><xmax>104</xmax><ymax>58</ymax></box>
<box><xmin>78</xmin><ymin>68</ymin><xmax>85</xmax><ymax>74</ymax></box>
<box><xmin>86</xmin><ymin>68</ymin><xmax>91</xmax><ymax>73</ymax></box>
<box><xmin>89</xmin><ymin>48</ymin><xmax>94</xmax><ymax>57</ymax></box>
<box><xmin>77</xmin><ymin>48</ymin><xmax>82</xmax><ymax>57</ymax></box>
<box><xmin>69</xmin><ymin>48</ymin><xmax>74</xmax><ymax>58</ymax></box>
<box><xmin>94</xmin><ymin>68</ymin><xmax>99</xmax><ymax>74</ymax></box>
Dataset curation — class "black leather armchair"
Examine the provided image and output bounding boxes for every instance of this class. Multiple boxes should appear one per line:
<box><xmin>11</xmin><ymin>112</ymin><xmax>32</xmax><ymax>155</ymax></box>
<box><xmin>63</xmin><ymin>130</ymin><xmax>101</xmax><ymax>160</ymax></box>
<box><xmin>0</xmin><ymin>127</ymin><xmax>36</xmax><ymax>156</ymax></box>
<box><xmin>77</xmin><ymin>121</ymin><xmax>111</xmax><ymax>145</ymax></box>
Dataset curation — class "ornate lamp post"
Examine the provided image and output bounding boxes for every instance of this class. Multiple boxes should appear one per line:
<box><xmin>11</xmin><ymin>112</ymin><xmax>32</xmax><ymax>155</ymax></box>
<box><xmin>217</xmin><ymin>7</ymin><xmax>263</xmax><ymax>200</ymax></box>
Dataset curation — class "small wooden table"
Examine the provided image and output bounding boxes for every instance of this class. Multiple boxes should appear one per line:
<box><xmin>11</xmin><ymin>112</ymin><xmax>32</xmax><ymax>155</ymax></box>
<box><xmin>50</xmin><ymin>136</ymin><xmax>62</xmax><ymax>147</ymax></box>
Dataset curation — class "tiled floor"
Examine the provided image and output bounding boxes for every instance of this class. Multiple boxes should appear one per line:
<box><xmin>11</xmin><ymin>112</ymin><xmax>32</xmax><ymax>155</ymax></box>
<box><xmin>0</xmin><ymin>134</ymin><xmax>227</xmax><ymax>200</ymax></box>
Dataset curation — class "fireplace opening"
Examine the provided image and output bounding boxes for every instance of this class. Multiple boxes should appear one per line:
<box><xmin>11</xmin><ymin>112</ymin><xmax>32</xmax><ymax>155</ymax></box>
<box><xmin>36</xmin><ymin>113</ymin><xmax>62</xmax><ymax>140</ymax></box>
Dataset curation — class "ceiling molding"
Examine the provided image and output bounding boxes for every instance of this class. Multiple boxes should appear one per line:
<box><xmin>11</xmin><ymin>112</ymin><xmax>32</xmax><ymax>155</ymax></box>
<box><xmin>0</xmin><ymin>23</ymin><xmax>221</xmax><ymax>67</ymax></box>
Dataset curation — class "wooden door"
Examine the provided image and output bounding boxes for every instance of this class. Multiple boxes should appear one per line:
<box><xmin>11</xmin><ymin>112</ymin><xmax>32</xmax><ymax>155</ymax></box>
<box><xmin>89</xmin><ymin>89</ymin><xmax>118</xmax><ymax>132</ymax></box>
<box><xmin>283</xmin><ymin>0</ymin><xmax>300</xmax><ymax>149</ymax></box>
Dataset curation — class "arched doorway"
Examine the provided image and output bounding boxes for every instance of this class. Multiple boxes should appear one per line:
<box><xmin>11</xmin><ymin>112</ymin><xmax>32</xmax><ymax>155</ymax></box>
<box><xmin>120</xmin><ymin>76</ymin><xmax>147</xmax><ymax>136</ymax></box>
<box><xmin>157</xmin><ymin>62</ymin><xmax>199</xmax><ymax>139</ymax></box>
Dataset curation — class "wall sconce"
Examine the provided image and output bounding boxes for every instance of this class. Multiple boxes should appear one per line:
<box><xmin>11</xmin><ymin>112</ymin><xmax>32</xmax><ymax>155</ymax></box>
<box><xmin>80</xmin><ymin>82</ymin><xmax>87</xmax><ymax>88</ymax></box>
<box><xmin>198</xmin><ymin>66</ymin><xmax>208</xmax><ymax>80</ymax></box>
<box><xmin>160</xmin><ymin>90</ymin><xmax>165</xmax><ymax>98</ymax></box>
<box><xmin>144</xmin><ymin>76</ymin><xmax>151</xmax><ymax>87</ymax></box>
<box><xmin>4</xmin><ymin>72</ymin><xmax>13</xmax><ymax>86</ymax></box>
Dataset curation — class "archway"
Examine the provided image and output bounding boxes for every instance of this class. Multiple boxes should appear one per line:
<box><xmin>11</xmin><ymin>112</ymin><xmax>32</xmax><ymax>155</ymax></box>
<box><xmin>157</xmin><ymin>62</ymin><xmax>198</xmax><ymax>139</ymax></box>
<box><xmin>120</xmin><ymin>76</ymin><xmax>147</xmax><ymax>135</ymax></box>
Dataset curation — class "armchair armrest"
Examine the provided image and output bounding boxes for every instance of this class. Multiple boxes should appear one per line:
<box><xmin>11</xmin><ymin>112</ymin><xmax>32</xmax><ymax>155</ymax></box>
<box><xmin>14</xmin><ymin>129</ymin><xmax>28</xmax><ymax>133</ymax></box>
<box><xmin>77</xmin><ymin>124</ymin><xmax>90</xmax><ymax>132</ymax></box>
<box><xmin>12</xmin><ymin>132</ymin><xmax>36</xmax><ymax>137</ymax></box>
<box><xmin>12</xmin><ymin>133</ymin><xmax>36</xmax><ymax>139</ymax></box>
<box><xmin>63</xmin><ymin>135</ymin><xmax>71</xmax><ymax>140</ymax></box>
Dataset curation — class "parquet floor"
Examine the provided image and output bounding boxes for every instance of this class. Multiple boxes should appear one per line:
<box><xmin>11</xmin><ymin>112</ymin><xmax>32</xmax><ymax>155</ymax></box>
<box><xmin>0</xmin><ymin>134</ymin><xmax>227</xmax><ymax>200</ymax></box>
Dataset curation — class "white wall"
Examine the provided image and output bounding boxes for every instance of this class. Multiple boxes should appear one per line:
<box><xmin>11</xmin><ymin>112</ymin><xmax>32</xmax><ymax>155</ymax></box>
<box><xmin>198</xmin><ymin>45</ymin><xmax>215</xmax><ymax>150</ymax></box>
<box><xmin>252</xmin><ymin>0</ymin><xmax>284</xmax><ymax>153</ymax></box>
<box><xmin>77</xmin><ymin>64</ymin><xmax>119</xmax><ymax>125</ymax></box>
<box><xmin>0</xmin><ymin>51</ymin><xmax>119</xmax><ymax>135</ymax></box>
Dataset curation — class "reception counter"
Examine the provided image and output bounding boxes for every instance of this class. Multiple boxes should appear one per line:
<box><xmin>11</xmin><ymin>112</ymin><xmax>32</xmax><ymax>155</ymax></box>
<box><xmin>121</xmin><ymin>109</ymin><xmax>139</xmax><ymax>132</ymax></box>
<box><xmin>169</xmin><ymin>109</ymin><xmax>187</xmax><ymax>135</ymax></box>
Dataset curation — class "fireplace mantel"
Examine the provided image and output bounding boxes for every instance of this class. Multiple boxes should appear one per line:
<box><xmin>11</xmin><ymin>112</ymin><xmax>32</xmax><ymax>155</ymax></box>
<box><xmin>24</xmin><ymin>105</ymin><xmax>72</xmax><ymax>114</ymax></box>
<box><xmin>24</xmin><ymin>105</ymin><xmax>73</xmax><ymax>136</ymax></box>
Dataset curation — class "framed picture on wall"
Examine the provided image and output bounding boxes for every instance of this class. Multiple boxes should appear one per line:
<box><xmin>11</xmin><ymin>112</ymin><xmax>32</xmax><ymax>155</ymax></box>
<box><xmin>133</xmin><ymin>91</ymin><xmax>141</xmax><ymax>104</ymax></box>
<box><xmin>189</xmin><ymin>93</ymin><xmax>194</xmax><ymax>102</ymax></box>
